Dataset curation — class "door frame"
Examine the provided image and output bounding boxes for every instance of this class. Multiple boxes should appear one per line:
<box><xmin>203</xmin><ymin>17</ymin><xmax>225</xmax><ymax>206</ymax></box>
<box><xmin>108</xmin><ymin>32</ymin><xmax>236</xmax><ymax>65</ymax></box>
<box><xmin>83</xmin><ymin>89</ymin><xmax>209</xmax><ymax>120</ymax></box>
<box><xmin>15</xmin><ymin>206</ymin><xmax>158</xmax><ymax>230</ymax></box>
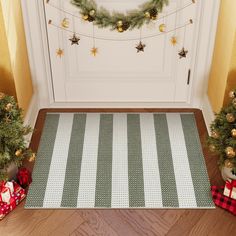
<box><xmin>21</xmin><ymin>0</ymin><xmax>220</xmax><ymax>109</ymax></box>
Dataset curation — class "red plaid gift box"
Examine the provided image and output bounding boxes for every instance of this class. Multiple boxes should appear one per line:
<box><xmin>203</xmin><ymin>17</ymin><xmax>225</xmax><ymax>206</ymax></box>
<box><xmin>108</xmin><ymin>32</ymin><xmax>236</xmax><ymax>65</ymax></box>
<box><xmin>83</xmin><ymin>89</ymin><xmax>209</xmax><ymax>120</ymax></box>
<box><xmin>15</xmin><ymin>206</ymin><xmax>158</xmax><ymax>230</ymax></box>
<box><xmin>0</xmin><ymin>181</ymin><xmax>26</xmax><ymax>220</ymax></box>
<box><xmin>211</xmin><ymin>185</ymin><xmax>236</xmax><ymax>215</ymax></box>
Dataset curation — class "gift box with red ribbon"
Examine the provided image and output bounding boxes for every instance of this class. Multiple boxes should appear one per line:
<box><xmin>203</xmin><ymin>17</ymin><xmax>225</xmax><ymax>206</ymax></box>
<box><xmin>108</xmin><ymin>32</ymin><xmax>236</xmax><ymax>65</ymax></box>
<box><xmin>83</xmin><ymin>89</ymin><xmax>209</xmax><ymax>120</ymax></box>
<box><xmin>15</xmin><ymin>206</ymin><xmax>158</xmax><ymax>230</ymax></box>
<box><xmin>224</xmin><ymin>179</ymin><xmax>236</xmax><ymax>200</ymax></box>
<box><xmin>0</xmin><ymin>181</ymin><xmax>26</xmax><ymax>220</ymax></box>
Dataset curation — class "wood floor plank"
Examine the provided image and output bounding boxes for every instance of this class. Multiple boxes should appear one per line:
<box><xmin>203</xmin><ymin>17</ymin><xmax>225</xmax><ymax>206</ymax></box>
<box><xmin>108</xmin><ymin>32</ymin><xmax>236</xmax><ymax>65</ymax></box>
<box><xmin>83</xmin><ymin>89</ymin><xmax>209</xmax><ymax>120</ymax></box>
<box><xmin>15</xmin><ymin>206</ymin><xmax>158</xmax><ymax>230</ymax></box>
<box><xmin>166</xmin><ymin>210</ymin><xmax>207</xmax><ymax>236</ymax></box>
<box><xmin>75</xmin><ymin>221</ymin><xmax>99</xmax><ymax>236</ymax></box>
<box><xmin>51</xmin><ymin>212</ymin><xmax>84</xmax><ymax>236</ymax></box>
<box><xmin>118</xmin><ymin>210</ymin><xmax>171</xmax><ymax>236</ymax></box>
<box><xmin>98</xmin><ymin>210</ymin><xmax>142</xmax><ymax>236</ymax></box>
<box><xmin>189</xmin><ymin>208</ymin><xmax>235</xmax><ymax>236</ymax></box>
<box><xmin>160</xmin><ymin>209</ymin><xmax>185</xmax><ymax>227</ymax></box>
<box><xmin>1</xmin><ymin>109</ymin><xmax>236</xmax><ymax>236</ymax></box>
<box><xmin>77</xmin><ymin>210</ymin><xmax>119</xmax><ymax>236</ymax></box>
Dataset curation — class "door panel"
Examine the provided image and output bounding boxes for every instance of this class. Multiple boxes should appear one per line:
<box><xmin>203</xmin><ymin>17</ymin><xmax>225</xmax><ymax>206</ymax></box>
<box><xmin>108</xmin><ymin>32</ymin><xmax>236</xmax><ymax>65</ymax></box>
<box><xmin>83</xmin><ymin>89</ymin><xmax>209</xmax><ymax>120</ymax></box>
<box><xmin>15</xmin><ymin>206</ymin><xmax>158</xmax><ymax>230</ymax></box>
<box><xmin>44</xmin><ymin>0</ymin><xmax>199</xmax><ymax>103</ymax></box>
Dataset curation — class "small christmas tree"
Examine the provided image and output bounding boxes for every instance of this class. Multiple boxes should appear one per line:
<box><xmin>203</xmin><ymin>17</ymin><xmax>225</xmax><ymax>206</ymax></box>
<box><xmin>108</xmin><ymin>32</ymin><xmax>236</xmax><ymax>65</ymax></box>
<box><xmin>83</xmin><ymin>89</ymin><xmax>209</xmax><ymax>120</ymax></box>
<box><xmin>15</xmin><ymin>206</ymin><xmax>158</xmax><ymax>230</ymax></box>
<box><xmin>0</xmin><ymin>93</ymin><xmax>35</xmax><ymax>181</ymax></box>
<box><xmin>207</xmin><ymin>89</ymin><xmax>236</xmax><ymax>173</ymax></box>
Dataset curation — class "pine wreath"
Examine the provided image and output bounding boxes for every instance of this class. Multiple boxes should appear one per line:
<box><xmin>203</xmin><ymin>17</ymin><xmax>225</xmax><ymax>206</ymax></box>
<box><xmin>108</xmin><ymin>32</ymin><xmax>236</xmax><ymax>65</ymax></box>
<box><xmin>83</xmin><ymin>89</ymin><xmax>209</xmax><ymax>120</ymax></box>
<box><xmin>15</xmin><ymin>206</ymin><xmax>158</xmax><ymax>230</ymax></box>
<box><xmin>71</xmin><ymin>0</ymin><xmax>169</xmax><ymax>32</ymax></box>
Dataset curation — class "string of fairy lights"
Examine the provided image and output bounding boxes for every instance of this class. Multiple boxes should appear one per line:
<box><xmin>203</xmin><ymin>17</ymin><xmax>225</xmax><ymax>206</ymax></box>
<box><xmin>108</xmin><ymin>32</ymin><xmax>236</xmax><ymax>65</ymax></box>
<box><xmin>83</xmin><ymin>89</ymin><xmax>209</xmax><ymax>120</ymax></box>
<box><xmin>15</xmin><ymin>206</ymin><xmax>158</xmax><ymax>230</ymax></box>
<box><xmin>45</xmin><ymin>0</ymin><xmax>196</xmax><ymax>57</ymax></box>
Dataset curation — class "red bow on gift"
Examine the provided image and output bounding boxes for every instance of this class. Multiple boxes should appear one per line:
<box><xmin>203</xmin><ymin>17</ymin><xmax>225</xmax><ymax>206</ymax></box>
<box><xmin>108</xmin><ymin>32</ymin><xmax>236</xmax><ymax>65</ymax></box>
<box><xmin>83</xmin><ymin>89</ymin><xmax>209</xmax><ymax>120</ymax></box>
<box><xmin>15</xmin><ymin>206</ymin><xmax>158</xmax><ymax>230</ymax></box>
<box><xmin>16</xmin><ymin>167</ymin><xmax>32</xmax><ymax>188</ymax></box>
<box><xmin>226</xmin><ymin>179</ymin><xmax>236</xmax><ymax>197</ymax></box>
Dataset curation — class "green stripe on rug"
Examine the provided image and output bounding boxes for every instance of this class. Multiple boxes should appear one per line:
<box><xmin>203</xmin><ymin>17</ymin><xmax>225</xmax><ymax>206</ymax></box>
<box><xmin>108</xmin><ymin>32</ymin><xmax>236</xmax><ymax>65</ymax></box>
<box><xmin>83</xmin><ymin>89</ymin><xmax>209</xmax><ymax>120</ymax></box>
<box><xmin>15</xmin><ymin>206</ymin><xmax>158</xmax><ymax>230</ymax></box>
<box><xmin>25</xmin><ymin>114</ymin><xmax>59</xmax><ymax>208</ymax></box>
<box><xmin>181</xmin><ymin>114</ymin><xmax>214</xmax><ymax>207</ymax></box>
<box><xmin>95</xmin><ymin>114</ymin><xmax>113</xmax><ymax>207</ymax></box>
<box><xmin>153</xmin><ymin>114</ymin><xmax>179</xmax><ymax>207</ymax></box>
<box><xmin>61</xmin><ymin>114</ymin><xmax>86</xmax><ymax>207</ymax></box>
<box><xmin>127</xmin><ymin>114</ymin><xmax>145</xmax><ymax>207</ymax></box>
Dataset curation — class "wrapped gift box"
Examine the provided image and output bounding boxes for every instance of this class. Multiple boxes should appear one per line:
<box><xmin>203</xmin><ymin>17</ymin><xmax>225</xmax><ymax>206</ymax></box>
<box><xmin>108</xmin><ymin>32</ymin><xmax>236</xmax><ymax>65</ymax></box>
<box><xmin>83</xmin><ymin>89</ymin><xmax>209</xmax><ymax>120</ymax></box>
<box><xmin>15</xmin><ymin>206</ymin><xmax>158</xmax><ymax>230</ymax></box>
<box><xmin>0</xmin><ymin>181</ymin><xmax>26</xmax><ymax>220</ymax></box>
<box><xmin>224</xmin><ymin>179</ymin><xmax>236</xmax><ymax>200</ymax></box>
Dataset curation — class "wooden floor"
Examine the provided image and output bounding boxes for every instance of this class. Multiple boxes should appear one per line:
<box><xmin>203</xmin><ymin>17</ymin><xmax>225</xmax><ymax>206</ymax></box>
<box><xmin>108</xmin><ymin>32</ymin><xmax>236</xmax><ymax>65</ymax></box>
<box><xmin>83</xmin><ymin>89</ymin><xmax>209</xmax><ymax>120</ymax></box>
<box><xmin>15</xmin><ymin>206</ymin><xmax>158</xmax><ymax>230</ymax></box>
<box><xmin>1</xmin><ymin>109</ymin><xmax>235</xmax><ymax>236</ymax></box>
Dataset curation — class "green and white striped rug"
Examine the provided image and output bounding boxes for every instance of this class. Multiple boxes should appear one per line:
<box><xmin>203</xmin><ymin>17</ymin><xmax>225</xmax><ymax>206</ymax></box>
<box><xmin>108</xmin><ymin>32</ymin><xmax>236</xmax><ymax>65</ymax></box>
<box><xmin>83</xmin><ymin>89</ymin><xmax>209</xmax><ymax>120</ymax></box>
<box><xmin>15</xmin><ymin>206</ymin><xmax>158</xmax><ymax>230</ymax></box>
<box><xmin>25</xmin><ymin>113</ymin><xmax>214</xmax><ymax>209</ymax></box>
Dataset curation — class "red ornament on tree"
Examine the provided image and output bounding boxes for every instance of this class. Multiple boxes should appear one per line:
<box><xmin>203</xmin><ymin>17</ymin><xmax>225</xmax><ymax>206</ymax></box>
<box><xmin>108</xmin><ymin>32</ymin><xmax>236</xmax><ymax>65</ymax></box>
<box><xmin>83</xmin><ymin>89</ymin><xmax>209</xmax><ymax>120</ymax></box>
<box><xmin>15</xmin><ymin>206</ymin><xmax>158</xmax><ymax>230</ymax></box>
<box><xmin>16</xmin><ymin>168</ymin><xmax>32</xmax><ymax>188</ymax></box>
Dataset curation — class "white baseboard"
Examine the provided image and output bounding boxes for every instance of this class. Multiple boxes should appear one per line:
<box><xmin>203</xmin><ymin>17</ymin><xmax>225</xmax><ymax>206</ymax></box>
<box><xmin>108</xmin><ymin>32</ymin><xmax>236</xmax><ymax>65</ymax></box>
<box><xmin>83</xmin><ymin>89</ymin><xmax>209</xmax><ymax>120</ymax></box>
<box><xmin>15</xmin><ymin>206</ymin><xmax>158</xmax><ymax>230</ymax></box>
<box><xmin>23</xmin><ymin>93</ymin><xmax>40</xmax><ymax>144</ymax></box>
<box><xmin>201</xmin><ymin>94</ymin><xmax>214</xmax><ymax>134</ymax></box>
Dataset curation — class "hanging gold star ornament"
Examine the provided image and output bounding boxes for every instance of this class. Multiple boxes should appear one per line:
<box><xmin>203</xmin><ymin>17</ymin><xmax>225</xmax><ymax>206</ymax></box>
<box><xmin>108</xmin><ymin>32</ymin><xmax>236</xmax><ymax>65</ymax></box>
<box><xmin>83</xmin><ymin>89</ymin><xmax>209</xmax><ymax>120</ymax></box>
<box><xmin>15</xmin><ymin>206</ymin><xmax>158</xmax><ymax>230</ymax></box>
<box><xmin>56</xmin><ymin>48</ymin><xmax>64</xmax><ymax>58</ymax></box>
<box><xmin>91</xmin><ymin>47</ymin><xmax>98</xmax><ymax>56</ymax></box>
<box><xmin>159</xmin><ymin>23</ymin><xmax>166</xmax><ymax>32</ymax></box>
<box><xmin>61</xmin><ymin>18</ymin><xmax>69</xmax><ymax>28</ymax></box>
<box><xmin>136</xmin><ymin>41</ymin><xmax>146</xmax><ymax>53</ymax></box>
<box><xmin>178</xmin><ymin>47</ymin><xmax>188</xmax><ymax>58</ymax></box>
<box><xmin>170</xmin><ymin>36</ymin><xmax>178</xmax><ymax>46</ymax></box>
<box><xmin>69</xmin><ymin>33</ymin><xmax>80</xmax><ymax>45</ymax></box>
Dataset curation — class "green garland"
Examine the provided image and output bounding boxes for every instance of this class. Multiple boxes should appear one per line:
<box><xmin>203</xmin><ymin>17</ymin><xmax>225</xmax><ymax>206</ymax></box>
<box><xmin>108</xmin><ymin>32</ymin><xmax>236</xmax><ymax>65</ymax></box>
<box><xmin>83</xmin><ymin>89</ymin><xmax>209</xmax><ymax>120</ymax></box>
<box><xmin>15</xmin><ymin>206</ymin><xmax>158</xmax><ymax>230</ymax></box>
<box><xmin>71</xmin><ymin>0</ymin><xmax>169</xmax><ymax>32</ymax></box>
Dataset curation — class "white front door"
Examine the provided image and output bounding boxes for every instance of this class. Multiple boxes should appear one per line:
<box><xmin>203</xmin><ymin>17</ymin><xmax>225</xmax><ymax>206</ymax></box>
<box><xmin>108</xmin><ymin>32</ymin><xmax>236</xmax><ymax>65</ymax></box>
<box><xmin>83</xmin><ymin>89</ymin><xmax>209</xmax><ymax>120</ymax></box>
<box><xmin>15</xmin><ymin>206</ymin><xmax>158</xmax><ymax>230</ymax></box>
<box><xmin>44</xmin><ymin>0</ymin><xmax>200</xmax><ymax>103</ymax></box>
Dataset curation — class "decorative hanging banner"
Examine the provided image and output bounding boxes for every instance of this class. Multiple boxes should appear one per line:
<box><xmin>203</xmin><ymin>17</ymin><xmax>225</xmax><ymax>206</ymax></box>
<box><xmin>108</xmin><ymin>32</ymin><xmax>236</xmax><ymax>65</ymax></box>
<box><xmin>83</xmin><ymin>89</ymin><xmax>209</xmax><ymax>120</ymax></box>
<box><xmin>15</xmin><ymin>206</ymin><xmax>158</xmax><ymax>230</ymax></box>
<box><xmin>46</xmin><ymin>0</ymin><xmax>196</xmax><ymax>57</ymax></box>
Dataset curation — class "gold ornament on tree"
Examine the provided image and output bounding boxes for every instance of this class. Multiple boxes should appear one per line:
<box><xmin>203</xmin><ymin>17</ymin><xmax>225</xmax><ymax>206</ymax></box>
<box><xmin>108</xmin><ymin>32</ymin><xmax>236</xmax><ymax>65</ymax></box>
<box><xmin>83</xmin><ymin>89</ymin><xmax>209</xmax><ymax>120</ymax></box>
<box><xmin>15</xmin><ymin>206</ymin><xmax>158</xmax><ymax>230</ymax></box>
<box><xmin>0</xmin><ymin>92</ymin><xmax>5</xmax><ymax>100</ymax></box>
<box><xmin>226</xmin><ymin>113</ymin><xmax>235</xmax><ymax>123</ymax></box>
<box><xmin>209</xmin><ymin>144</ymin><xmax>216</xmax><ymax>152</ymax></box>
<box><xmin>211</xmin><ymin>130</ymin><xmax>219</xmax><ymax>139</ymax></box>
<box><xmin>232</xmin><ymin>98</ymin><xmax>236</xmax><ymax>108</ymax></box>
<box><xmin>231</xmin><ymin>129</ymin><xmax>236</xmax><ymax>138</ymax></box>
<box><xmin>15</xmin><ymin>149</ymin><xmax>22</xmax><ymax>157</ymax></box>
<box><xmin>225</xmin><ymin>159</ymin><xmax>234</xmax><ymax>168</ymax></box>
<box><xmin>82</xmin><ymin>14</ymin><xmax>89</xmax><ymax>21</ymax></box>
<box><xmin>144</xmin><ymin>11</ymin><xmax>151</xmax><ymax>19</ymax></box>
<box><xmin>229</xmin><ymin>90</ymin><xmax>236</xmax><ymax>99</ymax></box>
<box><xmin>225</xmin><ymin>147</ymin><xmax>236</xmax><ymax>158</ymax></box>
<box><xmin>5</xmin><ymin>103</ymin><xmax>13</xmax><ymax>111</ymax></box>
<box><xmin>89</xmin><ymin>9</ymin><xmax>96</xmax><ymax>16</ymax></box>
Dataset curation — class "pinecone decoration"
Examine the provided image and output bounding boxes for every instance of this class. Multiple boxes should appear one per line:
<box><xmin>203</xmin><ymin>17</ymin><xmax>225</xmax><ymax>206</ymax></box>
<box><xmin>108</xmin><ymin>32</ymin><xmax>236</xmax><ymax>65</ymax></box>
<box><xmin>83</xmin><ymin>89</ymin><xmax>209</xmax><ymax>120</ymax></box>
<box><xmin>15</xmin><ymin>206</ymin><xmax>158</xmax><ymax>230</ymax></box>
<box><xmin>87</xmin><ymin>15</ymin><xmax>95</xmax><ymax>22</ymax></box>
<box><xmin>122</xmin><ymin>21</ymin><xmax>130</xmax><ymax>31</ymax></box>
<box><xmin>149</xmin><ymin>8</ymin><xmax>158</xmax><ymax>19</ymax></box>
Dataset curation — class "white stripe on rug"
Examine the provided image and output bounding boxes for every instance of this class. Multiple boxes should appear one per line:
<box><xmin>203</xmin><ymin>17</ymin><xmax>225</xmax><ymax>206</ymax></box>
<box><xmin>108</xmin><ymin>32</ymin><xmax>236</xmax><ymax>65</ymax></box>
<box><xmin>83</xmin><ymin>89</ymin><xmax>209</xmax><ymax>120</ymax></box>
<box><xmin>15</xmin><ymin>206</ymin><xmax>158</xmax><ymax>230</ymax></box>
<box><xmin>43</xmin><ymin>113</ymin><xmax>74</xmax><ymax>208</ymax></box>
<box><xmin>77</xmin><ymin>113</ymin><xmax>100</xmax><ymax>207</ymax></box>
<box><xmin>112</xmin><ymin>114</ymin><xmax>129</xmax><ymax>208</ymax></box>
<box><xmin>166</xmin><ymin>113</ymin><xmax>197</xmax><ymax>208</ymax></box>
<box><xmin>140</xmin><ymin>114</ymin><xmax>163</xmax><ymax>207</ymax></box>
